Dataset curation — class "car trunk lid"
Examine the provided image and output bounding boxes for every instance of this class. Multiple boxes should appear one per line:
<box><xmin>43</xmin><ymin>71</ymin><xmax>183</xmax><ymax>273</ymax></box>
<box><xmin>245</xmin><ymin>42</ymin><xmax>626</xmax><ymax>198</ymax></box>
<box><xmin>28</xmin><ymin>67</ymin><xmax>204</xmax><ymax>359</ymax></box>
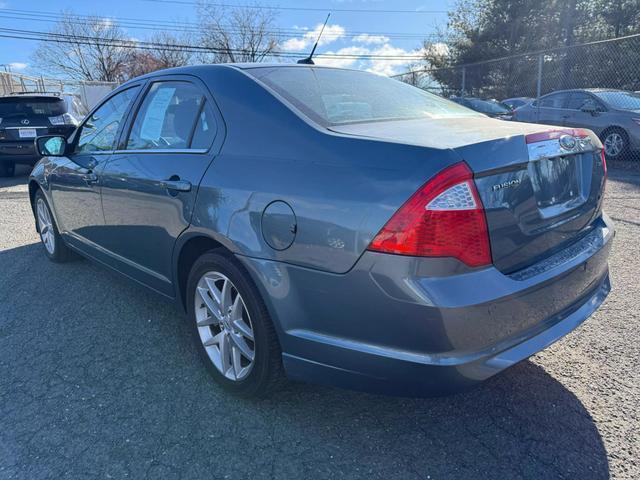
<box><xmin>330</xmin><ymin>118</ymin><xmax>606</xmax><ymax>274</ymax></box>
<box><xmin>458</xmin><ymin>128</ymin><xmax>606</xmax><ymax>273</ymax></box>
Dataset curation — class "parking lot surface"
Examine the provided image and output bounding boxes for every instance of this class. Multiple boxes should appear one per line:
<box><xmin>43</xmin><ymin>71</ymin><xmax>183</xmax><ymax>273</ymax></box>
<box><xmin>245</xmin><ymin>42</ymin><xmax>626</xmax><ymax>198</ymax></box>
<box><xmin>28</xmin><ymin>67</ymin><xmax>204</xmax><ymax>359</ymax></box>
<box><xmin>1</xmin><ymin>164</ymin><xmax>639</xmax><ymax>480</ymax></box>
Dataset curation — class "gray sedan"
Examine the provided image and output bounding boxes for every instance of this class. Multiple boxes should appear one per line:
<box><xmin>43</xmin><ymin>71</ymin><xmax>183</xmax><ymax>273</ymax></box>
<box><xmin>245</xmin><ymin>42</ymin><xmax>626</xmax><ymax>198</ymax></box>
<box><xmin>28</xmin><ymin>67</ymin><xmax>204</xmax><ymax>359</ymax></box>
<box><xmin>513</xmin><ymin>88</ymin><xmax>640</xmax><ymax>159</ymax></box>
<box><xmin>28</xmin><ymin>65</ymin><xmax>612</xmax><ymax>397</ymax></box>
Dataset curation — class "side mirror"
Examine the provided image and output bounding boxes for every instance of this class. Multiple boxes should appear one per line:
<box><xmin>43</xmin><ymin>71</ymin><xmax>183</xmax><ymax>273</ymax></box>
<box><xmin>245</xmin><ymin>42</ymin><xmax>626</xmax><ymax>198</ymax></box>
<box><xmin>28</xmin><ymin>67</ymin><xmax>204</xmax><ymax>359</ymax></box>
<box><xmin>580</xmin><ymin>104</ymin><xmax>598</xmax><ymax>115</ymax></box>
<box><xmin>36</xmin><ymin>135</ymin><xmax>67</xmax><ymax>157</ymax></box>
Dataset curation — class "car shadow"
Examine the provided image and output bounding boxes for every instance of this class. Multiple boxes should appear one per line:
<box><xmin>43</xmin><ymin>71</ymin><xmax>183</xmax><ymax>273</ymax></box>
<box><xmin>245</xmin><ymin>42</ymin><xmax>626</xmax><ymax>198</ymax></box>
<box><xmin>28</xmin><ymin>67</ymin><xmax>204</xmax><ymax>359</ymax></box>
<box><xmin>0</xmin><ymin>242</ymin><xmax>609</xmax><ymax>479</ymax></box>
<box><xmin>0</xmin><ymin>164</ymin><xmax>33</xmax><ymax>188</ymax></box>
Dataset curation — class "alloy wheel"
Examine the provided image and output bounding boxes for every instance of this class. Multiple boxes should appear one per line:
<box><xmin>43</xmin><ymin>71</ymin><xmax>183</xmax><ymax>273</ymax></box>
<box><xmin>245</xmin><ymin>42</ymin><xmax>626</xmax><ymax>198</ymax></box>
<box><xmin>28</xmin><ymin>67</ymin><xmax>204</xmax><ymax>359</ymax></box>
<box><xmin>194</xmin><ymin>271</ymin><xmax>256</xmax><ymax>381</ymax></box>
<box><xmin>604</xmin><ymin>132</ymin><xmax>624</xmax><ymax>157</ymax></box>
<box><xmin>36</xmin><ymin>198</ymin><xmax>55</xmax><ymax>255</ymax></box>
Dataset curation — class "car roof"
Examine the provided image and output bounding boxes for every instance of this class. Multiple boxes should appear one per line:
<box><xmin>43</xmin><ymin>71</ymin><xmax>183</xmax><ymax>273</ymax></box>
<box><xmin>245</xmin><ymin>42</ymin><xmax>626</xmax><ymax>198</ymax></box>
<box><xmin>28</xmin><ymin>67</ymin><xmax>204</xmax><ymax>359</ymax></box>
<box><xmin>119</xmin><ymin>63</ymin><xmax>373</xmax><ymax>88</ymax></box>
<box><xmin>0</xmin><ymin>94</ymin><xmax>62</xmax><ymax>100</ymax></box>
<box><xmin>542</xmin><ymin>88</ymin><xmax>624</xmax><ymax>96</ymax></box>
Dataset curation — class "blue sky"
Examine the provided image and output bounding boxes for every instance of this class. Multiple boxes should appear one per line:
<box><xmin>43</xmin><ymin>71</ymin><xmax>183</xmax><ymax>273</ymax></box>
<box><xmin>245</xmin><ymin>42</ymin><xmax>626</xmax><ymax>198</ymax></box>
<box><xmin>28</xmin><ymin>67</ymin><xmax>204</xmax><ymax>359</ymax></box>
<box><xmin>0</xmin><ymin>0</ymin><xmax>453</xmax><ymax>77</ymax></box>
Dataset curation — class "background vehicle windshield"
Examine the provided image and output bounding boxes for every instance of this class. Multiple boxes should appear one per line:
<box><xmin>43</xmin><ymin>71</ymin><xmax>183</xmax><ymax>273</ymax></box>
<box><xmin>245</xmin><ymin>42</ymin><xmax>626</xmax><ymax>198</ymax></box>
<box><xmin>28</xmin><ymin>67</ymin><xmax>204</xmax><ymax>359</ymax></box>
<box><xmin>0</xmin><ymin>97</ymin><xmax>67</xmax><ymax>117</ymax></box>
<box><xmin>593</xmin><ymin>91</ymin><xmax>640</xmax><ymax>110</ymax></box>
<box><xmin>468</xmin><ymin>99</ymin><xmax>512</xmax><ymax>114</ymax></box>
<box><xmin>247</xmin><ymin>67</ymin><xmax>481</xmax><ymax>126</ymax></box>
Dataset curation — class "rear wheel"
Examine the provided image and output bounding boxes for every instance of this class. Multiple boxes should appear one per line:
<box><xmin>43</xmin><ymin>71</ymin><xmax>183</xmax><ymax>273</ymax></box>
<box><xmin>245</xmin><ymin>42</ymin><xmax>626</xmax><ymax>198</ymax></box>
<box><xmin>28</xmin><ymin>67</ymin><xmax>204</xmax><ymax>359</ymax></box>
<box><xmin>34</xmin><ymin>190</ymin><xmax>74</xmax><ymax>262</ymax></box>
<box><xmin>602</xmin><ymin>128</ymin><xmax>628</xmax><ymax>160</ymax></box>
<box><xmin>186</xmin><ymin>251</ymin><xmax>284</xmax><ymax>397</ymax></box>
<box><xmin>0</xmin><ymin>161</ymin><xmax>15</xmax><ymax>177</ymax></box>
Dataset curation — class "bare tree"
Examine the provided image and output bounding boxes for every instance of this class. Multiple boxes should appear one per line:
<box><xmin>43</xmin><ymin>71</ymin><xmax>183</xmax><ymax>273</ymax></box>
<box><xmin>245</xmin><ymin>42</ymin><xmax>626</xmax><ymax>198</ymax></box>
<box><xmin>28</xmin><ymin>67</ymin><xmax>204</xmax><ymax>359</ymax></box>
<box><xmin>121</xmin><ymin>32</ymin><xmax>194</xmax><ymax>79</ymax></box>
<box><xmin>32</xmin><ymin>13</ymin><xmax>130</xmax><ymax>82</ymax></box>
<box><xmin>197</xmin><ymin>3</ymin><xmax>280</xmax><ymax>63</ymax></box>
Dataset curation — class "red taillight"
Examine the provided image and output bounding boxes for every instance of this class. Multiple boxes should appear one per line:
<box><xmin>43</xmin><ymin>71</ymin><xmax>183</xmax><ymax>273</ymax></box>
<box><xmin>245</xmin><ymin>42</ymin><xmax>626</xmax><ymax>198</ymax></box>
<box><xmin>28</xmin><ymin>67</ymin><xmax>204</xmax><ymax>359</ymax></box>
<box><xmin>368</xmin><ymin>162</ymin><xmax>491</xmax><ymax>267</ymax></box>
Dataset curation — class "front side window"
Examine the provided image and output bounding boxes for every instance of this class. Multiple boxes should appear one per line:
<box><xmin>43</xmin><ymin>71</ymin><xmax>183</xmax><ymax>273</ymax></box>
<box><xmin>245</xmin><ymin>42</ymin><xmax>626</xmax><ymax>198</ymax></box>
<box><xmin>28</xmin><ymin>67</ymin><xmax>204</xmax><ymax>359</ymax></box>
<box><xmin>127</xmin><ymin>82</ymin><xmax>206</xmax><ymax>150</ymax></box>
<box><xmin>76</xmin><ymin>87</ymin><xmax>140</xmax><ymax>154</ymax></box>
<box><xmin>247</xmin><ymin>67</ymin><xmax>480</xmax><ymax>126</ymax></box>
<box><xmin>539</xmin><ymin>93</ymin><xmax>568</xmax><ymax>109</ymax></box>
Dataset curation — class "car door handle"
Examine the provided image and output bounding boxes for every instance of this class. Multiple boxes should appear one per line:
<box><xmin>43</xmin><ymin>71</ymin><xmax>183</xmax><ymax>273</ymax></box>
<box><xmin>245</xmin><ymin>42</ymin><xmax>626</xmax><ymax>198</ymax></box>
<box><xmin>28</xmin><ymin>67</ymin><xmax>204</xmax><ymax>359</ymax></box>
<box><xmin>81</xmin><ymin>172</ymin><xmax>98</xmax><ymax>184</ymax></box>
<box><xmin>161</xmin><ymin>179</ymin><xmax>192</xmax><ymax>192</ymax></box>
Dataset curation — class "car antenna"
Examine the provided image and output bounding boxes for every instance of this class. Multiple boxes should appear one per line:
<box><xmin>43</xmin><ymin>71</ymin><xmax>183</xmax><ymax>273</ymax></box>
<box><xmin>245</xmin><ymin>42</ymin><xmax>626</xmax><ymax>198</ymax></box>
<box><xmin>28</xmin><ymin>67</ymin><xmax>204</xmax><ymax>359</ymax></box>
<box><xmin>297</xmin><ymin>13</ymin><xmax>331</xmax><ymax>65</ymax></box>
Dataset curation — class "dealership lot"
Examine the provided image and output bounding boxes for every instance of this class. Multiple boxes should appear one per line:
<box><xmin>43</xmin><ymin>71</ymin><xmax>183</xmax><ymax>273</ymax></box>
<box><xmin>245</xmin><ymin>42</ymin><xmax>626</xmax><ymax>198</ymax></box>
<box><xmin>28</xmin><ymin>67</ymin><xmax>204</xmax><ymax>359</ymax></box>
<box><xmin>0</xmin><ymin>165</ymin><xmax>638</xmax><ymax>479</ymax></box>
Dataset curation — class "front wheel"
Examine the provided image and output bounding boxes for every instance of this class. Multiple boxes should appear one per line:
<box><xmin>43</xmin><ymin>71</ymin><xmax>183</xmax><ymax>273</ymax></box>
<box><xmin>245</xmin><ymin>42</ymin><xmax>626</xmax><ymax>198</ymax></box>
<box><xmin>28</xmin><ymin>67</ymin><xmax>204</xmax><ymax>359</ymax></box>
<box><xmin>602</xmin><ymin>129</ymin><xmax>628</xmax><ymax>160</ymax></box>
<box><xmin>186</xmin><ymin>251</ymin><xmax>284</xmax><ymax>397</ymax></box>
<box><xmin>34</xmin><ymin>190</ymin><xmax>74</xmax><ymax>262</ymax></box>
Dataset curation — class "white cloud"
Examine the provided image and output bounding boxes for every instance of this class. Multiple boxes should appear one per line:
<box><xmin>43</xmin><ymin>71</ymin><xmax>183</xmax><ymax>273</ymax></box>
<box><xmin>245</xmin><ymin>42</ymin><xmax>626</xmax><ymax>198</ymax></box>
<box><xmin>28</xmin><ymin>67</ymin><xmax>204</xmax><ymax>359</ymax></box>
<box><xmin>8</xmin><ymin>62</ymin><xmax>27</xmax><ymax>71</ymax></box>
<box><xmin>316</xmin><ymin>43</ymin><xmax>424</xmax><ymax>76</ymax></box>
<box><xmin>281</xmin><ymin>23</ymin><xmax>345</xmax><ymax>52</ymax></box>
<box><xmin>352</xmin><ymin>34</ymin><xmax>390</xmax><ymax>45</ymax></box>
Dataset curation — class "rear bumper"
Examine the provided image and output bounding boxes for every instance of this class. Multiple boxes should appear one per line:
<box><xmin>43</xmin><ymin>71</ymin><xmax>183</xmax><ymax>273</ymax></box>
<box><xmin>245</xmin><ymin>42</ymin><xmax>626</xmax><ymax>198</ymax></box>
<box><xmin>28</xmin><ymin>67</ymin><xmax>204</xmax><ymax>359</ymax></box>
<box><xmin>238</xmin><ymin>214</ymin><xmax>613</xmax><ymax>396</ymax></box>
<box><xmin>0</xmin><ymin>141</ymin><xmax>39</xmax><ymax>163</ymax></box>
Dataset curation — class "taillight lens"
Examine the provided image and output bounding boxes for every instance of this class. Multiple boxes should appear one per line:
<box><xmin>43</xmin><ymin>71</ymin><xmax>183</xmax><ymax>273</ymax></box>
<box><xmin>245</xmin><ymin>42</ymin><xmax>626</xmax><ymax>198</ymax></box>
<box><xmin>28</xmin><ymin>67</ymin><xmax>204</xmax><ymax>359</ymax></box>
<box><xmin>601</xmin><ymin>149</ymin><xmax>607</xmax><ymax>186</ymax></box>
<box><xmin>368</xmin><ymin>162</ymin><xmax>491</xmax><ymax>267</ymax></box>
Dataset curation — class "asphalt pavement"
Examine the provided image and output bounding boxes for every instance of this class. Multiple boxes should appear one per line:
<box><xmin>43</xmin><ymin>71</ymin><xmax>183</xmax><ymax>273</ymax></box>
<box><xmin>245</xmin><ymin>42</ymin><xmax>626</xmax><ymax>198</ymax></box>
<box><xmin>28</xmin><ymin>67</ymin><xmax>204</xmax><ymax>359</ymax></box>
<box><xmin>1</xmin><ymin>163</ymin><xmax>638</xmax><ymax>479</ymax></box>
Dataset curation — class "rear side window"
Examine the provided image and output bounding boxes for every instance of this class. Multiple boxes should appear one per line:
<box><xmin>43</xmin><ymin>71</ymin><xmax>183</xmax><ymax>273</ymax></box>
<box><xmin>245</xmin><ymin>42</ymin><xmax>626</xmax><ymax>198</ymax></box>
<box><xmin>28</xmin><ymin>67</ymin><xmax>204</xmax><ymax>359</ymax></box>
<box><xmin>190</xmin><ymin>102</ymin><xmax>217</xmax><ymax>150</ymax></box>
<box><xmin>567</xmin><ymin>93</ymin><xmax>597</xmax><ymax>110</ymax></box>
<box><xmin>76</xmin><ymin>87</ymin><xmax>140</xmax><ymax>154</ymax></box>
<box><xmin>0</xmin><ymin>97</ymin><xmax>66</xmax><ymax>117</ymax></box>
<box><xmin>127</xmin><ymin>81</ymin><xmax>207</xmax><ymax>150</ymax></box>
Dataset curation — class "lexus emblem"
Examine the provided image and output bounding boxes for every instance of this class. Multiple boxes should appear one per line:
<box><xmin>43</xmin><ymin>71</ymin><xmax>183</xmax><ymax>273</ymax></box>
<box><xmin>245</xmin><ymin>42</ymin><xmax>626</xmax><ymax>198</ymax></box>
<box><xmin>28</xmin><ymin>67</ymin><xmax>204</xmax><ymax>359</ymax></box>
<box><xmin>559</xmin><ymin>135</ymin><xmax>577</xmax><ymax>150</ymax></box>
<box><xmin>21</xmin><ymin>119</ymin><xmax>30</xmax><ymax>125</ymax></box>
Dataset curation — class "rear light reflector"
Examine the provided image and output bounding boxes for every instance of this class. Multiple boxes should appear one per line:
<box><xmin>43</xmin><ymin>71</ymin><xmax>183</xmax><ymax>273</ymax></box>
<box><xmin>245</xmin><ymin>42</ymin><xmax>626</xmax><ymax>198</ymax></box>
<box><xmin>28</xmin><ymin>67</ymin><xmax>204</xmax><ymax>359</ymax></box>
<box><xmin>368</xmin><ymin>162</ymin><xmax>491</xmax><ymax>267</ymax></box>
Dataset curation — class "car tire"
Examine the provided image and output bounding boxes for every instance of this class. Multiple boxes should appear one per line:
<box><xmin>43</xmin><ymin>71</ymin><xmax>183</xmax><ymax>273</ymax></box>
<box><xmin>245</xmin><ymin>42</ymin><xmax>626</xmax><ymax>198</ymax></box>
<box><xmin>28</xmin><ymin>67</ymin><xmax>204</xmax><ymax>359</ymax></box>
<box><xmin>186</xmin><ymin>251</ymin><xmax>285</xmax><ymax>398</ymax></box>
<box><xmin>601</xmin><ymin>128</ymin><xmax>629</xmax><ymax>160</ymax></box>
<box><xmin>34</xmin><ymin>190</ymin><xmax>75</xmax><ymax>263</ymax></box>
<box><xmin>0</xmin><ymin>161</ymin><xmax>15</xmax><ymax>177</ymax></box>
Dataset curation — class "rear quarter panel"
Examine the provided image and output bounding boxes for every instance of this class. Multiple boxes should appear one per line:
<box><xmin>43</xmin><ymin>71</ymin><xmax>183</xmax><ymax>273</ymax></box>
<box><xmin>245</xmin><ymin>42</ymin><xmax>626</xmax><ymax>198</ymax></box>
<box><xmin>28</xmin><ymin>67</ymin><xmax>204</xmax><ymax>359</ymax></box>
<box><xmin>190</xmin><ymin>67</ymin><xmax>464</xmax><ymax>274</ymax></box>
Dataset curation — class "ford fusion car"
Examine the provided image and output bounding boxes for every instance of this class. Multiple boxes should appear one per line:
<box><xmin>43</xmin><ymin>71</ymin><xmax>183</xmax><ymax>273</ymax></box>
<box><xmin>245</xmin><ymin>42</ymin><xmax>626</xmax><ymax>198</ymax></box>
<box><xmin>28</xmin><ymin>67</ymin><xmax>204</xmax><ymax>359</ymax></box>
<box><xmin>29</xmin><ymin>65</ymin><xmax>612</xmax><ymax>397</ymax></box>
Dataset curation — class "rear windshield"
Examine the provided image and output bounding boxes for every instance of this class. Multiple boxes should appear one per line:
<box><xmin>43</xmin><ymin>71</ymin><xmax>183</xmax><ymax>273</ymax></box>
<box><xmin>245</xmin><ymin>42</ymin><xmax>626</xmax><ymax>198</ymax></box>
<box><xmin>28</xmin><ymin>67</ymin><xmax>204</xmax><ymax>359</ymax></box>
<box><xmin>0</xmin><ymin>97</ymin><xmax>67</xmax><ymax>117</ymax></box>
<box><xmin>592</xmin><ymin>91</ymin><xmax>640</xmax><ymax>111</ymax></box>
<box><xmin>246</xmin><ymin>67</ymin><xmax>481</xmax><ymax>126</ymax></box>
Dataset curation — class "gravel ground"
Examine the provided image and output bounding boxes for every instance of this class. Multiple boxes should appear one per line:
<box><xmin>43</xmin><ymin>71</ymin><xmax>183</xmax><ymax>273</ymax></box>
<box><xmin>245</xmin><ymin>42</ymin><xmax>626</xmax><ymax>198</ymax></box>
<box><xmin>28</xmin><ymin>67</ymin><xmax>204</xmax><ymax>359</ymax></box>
<box><xmin>0</xmin><ymin>164</ymin><xmax>638</xmax><ymax>480</ymax></box>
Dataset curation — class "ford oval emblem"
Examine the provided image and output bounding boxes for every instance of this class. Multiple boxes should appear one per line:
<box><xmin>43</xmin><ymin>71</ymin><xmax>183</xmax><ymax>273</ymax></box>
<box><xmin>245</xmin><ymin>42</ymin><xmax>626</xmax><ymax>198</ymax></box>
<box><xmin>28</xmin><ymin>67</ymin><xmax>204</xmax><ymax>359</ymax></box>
<box><xmin>559</xmin><ymin>135</ymin><xmax>577</xmax><ymax>150</ymax></box>
<box><xmin>21</xmin><ymin>119</ymin><xmax>30</xmax><ymax>125</ymax></box>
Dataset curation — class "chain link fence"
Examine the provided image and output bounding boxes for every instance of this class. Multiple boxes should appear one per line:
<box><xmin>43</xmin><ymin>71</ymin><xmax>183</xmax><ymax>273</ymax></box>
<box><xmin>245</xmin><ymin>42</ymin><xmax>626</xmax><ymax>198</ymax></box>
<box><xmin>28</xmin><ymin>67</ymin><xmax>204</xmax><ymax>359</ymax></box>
<box><xmin>393</xmin><ymin>34</ymin><xmax>640</xmax><ymax>100</ymax></box>
<box><xmin>392</xmin><ymin>34</ymin><xmax>640</xmax><ymax>160</ymax></box>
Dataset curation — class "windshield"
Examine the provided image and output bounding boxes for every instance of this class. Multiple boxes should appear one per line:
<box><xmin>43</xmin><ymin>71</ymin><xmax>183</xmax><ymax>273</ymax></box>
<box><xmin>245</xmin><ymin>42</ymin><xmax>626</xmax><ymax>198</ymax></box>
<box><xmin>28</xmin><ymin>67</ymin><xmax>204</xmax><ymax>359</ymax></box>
<box><xmin>467</xmin><ymin>99</ymin><xmax>512</xmax><ymax>114</ymax></box>
<box><xmin>247</xmin><ymin>67</ymin><xmax>481</xmax><ymax>126</ymax></box>
<box><xmin>593</xmin><ymin>91</ymin><xmax>640</xmax><ymax>111</ymax></box>
<box><xmin>0</xmin><ymin>97</ymin><xmax>67</xmax><ymax>117</ymax></box>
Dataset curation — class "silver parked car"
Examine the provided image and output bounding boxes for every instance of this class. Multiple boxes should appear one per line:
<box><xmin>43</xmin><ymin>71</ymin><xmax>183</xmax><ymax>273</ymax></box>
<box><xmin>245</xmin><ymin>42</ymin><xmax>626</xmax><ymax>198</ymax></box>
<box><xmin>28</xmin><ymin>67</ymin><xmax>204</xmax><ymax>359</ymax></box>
<box><xmin>513</xmin><ymin>89</ymin><xmax>640</xmax><ymax>159</ymax></box>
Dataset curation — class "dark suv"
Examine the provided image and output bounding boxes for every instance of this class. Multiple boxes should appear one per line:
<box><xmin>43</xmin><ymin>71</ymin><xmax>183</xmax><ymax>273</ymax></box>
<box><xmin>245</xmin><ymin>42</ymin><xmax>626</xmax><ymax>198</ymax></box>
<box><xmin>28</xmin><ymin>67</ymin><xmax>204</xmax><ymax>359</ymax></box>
<box><xmin>0</xmin><ymin>94</ymin><xmax>77</xmax><ymax>176</ymax></box>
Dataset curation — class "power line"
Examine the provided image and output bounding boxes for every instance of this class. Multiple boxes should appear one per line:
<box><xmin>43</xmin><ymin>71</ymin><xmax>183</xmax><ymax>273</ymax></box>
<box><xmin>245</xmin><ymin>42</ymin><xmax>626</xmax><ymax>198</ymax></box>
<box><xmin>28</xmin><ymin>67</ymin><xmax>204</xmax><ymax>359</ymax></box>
<box><xmin>141</xmin><ymin>0</ymin><xmax>447</xmax><ymax>14</ymax></box>
<box><xmin>0</xmin><ymin>26</ymin><xmax>427</xmax><ymax>60</ymax></box>
<box><xmin>0</xmin><ymin>8</ymin><xmax>440</xmax><ymax>40</ymax></box>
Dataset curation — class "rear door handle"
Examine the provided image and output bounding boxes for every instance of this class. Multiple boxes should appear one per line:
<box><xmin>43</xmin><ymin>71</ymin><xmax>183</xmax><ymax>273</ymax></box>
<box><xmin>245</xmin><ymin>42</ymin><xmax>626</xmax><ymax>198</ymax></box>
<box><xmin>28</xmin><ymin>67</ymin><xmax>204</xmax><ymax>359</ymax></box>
<box><xmin>161</xmin><ymin>179</ymin><xmax>192</xmax><ymax>192</ymax></box>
